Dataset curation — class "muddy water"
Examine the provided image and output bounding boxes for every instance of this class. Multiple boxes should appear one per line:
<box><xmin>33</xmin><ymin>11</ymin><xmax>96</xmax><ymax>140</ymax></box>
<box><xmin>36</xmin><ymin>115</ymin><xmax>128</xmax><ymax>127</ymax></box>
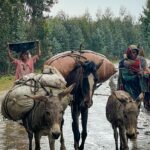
<box><xmin>0</xmin><ymin>80</ymin><xmax>150</xmax><ymax>150</ymax></box>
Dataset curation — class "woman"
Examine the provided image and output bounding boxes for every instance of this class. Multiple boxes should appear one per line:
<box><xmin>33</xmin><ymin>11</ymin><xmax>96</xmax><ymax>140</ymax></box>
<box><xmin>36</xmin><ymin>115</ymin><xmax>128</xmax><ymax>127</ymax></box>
<box><xmin>118</xmin><ymin>44</ymin><xmax>150</xmax><ymax>110</ymax></box>
<box><xmin>8</xmin><ymin>40</ymin><xmax>41</xmax><ymax>80</ymax></box>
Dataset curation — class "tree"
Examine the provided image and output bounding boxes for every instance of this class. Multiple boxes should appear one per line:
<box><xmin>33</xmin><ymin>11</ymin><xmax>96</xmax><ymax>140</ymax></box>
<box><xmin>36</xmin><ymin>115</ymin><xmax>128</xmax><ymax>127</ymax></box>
<box><xmin>140</xmin><ymin>0</ymin><xmax>150</xmax><ymax>54</ymax></box>
<box><xmin>51</xmin><ymin>22</ymin><xmax>69</xmax><ymax>52</ymax></box>
<box><xmin>24</xmin><ymin>0</ymin><xmax>58</xmax><ymax>20</ymax></box>
<box><xmin>69</xmin><ymin>24</ymin><xmax>84</xmax><ymax>50</ymax></box>
<box><xmin>0</xmin><ymin>0</ymin><xmax>26</xmax><ymax>74</ymax></box>
<box><xmin>90</xmin><ymin>28</ymin><xmax>105</xmax><ymax>53</ymax></box>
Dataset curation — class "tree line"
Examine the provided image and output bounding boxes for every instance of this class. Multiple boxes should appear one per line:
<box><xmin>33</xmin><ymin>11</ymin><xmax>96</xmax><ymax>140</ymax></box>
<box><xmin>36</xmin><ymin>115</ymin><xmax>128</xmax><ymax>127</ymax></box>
<box><xmin>0</xmin><ymin>0</ymin><xmax>150</xmax><ymax>75</ymax></box>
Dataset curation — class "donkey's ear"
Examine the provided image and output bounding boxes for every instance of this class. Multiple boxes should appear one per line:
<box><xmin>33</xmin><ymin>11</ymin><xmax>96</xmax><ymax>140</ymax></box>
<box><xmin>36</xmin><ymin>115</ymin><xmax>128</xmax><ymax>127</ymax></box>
<box><xmin>96</xmin><ymin>59</ymin><xmax>103</xmax><ymax>70</ymax></box>
<box><xmin>58</xmin><ymin>83</ymin><xmax>76</xmax><ymax>99</ymax></box>
<box><xmin>136</xmin><ymin>92</ymin><xmax>144</xmax><ymax>107</ymax></box>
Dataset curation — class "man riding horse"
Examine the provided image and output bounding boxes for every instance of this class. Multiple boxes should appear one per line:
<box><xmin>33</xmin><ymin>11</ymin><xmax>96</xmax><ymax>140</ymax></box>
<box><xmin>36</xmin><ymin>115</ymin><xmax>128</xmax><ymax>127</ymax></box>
<box><xmin>118</xmin><ymin>44</ymin><xmax>150</xmax><ymax>110</ymax></box>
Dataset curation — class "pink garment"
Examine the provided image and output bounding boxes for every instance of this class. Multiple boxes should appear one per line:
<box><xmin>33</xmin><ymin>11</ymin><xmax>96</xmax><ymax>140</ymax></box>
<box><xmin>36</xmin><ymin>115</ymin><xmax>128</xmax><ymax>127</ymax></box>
<box><xmin>12</xmin><ymin>55</ymin><xmax>39</xmax><ymax>80</ymax></box>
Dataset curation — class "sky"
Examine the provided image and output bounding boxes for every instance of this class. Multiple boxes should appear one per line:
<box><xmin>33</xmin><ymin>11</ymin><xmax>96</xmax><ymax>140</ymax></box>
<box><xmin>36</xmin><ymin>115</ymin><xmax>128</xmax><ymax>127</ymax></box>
<box><xmin>50</xmin><ymin>0</ymin><xmax>147</xmax><ymax>21</ymax></box>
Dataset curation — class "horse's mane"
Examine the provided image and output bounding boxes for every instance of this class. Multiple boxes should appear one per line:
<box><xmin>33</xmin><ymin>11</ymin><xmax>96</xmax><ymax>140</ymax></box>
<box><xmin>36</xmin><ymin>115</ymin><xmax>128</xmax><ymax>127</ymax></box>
<box><xmin>66</xmin><ymin>63</ymin><xmax>83</xmax><ymax>94</ymax></box>
<box><xmin>66</xmin><ymin>61</ymin><xmax>98</xmax><ymax>97</ymax></box>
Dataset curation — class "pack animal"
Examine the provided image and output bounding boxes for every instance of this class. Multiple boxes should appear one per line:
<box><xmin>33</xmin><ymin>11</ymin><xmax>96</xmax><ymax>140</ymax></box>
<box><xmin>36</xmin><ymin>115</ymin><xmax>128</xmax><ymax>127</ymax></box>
<box><xmin>106</xmin><ymin>90</ymin><xmax>143</xmax><ymax>150</ymax></box>
<box><xmin>66</xmin><ymin>60</ymin><xmax>101</xmax><ymax>150</ymax></box>
<box><xmin>22</xmin><ymin>85</ymin><xmax>74</xmax><ymax>150</ymax></box>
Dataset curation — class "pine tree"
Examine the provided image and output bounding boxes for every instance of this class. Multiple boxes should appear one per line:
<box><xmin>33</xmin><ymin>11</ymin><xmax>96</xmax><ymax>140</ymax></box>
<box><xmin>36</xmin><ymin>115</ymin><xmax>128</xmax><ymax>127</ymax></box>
<box><xmin>140</xmin><ymin>0</ymin><xmax>150</xmax><ymax>54</ymax></box>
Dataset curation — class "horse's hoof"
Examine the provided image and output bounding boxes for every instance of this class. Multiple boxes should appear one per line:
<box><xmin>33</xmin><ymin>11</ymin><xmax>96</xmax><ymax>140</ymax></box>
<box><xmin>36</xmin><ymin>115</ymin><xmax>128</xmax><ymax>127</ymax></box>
<box><xmin>60</xmin><ymin>145</ymin><xmax>66</xmax><ymax>150</ymax></box>
<box><xmin>79</xmin><ymin>145</ymin><xmax>84</xmax><ymax>150</ymax></box>
<box><xmin>74</xmin><ymin>144</ymin><xmax>79</xmax><ymax>150</ymax></box>
<box><xmin>120</xmin><ymin>146</ymin><xmax>129</xmax><ymax>150</ymax></box>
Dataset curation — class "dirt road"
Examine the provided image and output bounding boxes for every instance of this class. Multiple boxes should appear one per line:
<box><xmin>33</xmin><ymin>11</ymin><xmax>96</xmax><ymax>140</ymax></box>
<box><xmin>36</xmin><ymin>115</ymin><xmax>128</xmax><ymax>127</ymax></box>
<box><xmin>0</xmin><ymin>80</ymin><xmax>150</xmax><ymax>150</ymax></box>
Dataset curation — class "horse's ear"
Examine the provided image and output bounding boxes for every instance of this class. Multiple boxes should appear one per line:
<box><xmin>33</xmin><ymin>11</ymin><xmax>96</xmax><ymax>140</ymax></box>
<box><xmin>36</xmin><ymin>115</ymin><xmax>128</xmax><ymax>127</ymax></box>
<box><xmin>96</xmin><ymin>59</ymin><xmax>103</xmax><ymax>70</ymax></box>
<box><xmin>82</xmin><ymin>60</ymin><xmax>90</xmax><ymax>68</ymax></box>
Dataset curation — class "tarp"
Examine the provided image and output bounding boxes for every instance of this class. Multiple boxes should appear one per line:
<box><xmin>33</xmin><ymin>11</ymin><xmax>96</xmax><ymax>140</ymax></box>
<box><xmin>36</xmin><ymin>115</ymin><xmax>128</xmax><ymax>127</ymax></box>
<box><xmin>44</xmin><ymin>50</ymin><xmax>117</xmax><ymax>83</ymax></box>
<box><xmin>8</xmin><ymin>41</ymin><xmax>36</xmax><ymax>53</ymax></box>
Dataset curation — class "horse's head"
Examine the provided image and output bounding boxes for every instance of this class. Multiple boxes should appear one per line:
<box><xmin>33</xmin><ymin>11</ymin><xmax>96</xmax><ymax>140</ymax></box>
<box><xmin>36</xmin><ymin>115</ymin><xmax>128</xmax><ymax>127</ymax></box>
<box><xmin>81</xmin><ymin>61</ymin><xmax>101</xmax><ymax>107</ymax></box>
<box><xmin>66</xmin><ymin>60</ymin><xmax>102</xmax><ymax>108</ymax></box>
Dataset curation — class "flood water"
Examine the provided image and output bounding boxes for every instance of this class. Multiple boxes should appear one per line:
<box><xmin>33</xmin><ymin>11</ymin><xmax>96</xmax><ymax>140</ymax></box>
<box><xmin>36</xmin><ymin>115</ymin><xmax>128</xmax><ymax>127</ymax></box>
<box><xmin>0</xmin><ymin>79</ymin><xmax>150</xmax><ymax>150</ymax></box>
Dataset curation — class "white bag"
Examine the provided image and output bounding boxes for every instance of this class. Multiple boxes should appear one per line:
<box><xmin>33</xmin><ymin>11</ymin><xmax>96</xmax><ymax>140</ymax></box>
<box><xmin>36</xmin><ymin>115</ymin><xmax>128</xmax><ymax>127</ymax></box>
<box><xmin>1</xmin><ymin>84</ymin><xmax>48</xmax><ymax>120</ymax></box>
<box><xmin>1</xmin><ymin>66</ymin><xmax>67</xmax><ymax>121</ymax></box>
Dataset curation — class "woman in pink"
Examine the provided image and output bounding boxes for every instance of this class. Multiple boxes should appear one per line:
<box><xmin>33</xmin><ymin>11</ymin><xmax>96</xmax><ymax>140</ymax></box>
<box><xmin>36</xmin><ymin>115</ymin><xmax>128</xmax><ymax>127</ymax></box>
<box><xmin>8</xmin><ymin>41</ymin><xmax>41</xmax><ymax>80</ymax></box>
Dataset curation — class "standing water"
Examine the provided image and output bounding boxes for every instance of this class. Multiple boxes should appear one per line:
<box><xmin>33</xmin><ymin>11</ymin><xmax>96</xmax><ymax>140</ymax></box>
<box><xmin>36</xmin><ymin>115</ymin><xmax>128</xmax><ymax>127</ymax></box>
<box><xmin>0</xmin><ymin>80</ymin><xmax>150</xmax><ymax>150</ymax></box>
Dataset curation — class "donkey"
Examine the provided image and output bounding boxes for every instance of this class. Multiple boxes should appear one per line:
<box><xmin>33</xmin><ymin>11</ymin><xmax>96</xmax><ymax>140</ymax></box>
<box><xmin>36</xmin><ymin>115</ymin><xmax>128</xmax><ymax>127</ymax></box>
<box><xmin>22</xmin><ymin>84</ymin><xmax>74</xmax><ymax>150</ymax></box>
<box><xmin>106</xmin><ymin>90</ymin><xmax>143</xmax><ymax>150</ymax></box>
<box><xmin>66</xmin><ymin>60</ymin><xmax>102</xmax><ymax>150</ymax></box>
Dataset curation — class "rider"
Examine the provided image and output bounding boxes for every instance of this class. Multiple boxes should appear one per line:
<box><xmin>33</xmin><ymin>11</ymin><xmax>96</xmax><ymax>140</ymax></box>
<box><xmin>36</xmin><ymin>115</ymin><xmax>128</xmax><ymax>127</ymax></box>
<box><xmin>118</xmin><ymin>44</ymin><xmax>150</xmax><ymax>110</ymax></box>
<box><xmin>8</xmin><ymin>40</ymin><xmax>41</xmax><ymax>80</ymax></box>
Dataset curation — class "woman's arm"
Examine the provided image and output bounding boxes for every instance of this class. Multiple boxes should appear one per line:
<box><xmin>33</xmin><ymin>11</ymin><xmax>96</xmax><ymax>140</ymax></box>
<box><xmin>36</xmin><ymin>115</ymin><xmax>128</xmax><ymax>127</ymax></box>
<box><xmin>35</xmin><ymin>40</ymin><xmax>41</xmax><ymax>57</ymax></box>
<box><xmin>7</xmin><ymin>44</ymin><xmax>15</xmax><ymax>61</ymax></box>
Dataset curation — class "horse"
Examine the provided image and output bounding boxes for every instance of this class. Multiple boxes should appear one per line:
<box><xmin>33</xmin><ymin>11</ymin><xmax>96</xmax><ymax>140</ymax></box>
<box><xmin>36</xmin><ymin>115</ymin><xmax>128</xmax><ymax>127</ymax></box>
<box><xmin>65</xmin><ymin>60</ymin><xmax>102</xmax><ymax>150</ymax></box>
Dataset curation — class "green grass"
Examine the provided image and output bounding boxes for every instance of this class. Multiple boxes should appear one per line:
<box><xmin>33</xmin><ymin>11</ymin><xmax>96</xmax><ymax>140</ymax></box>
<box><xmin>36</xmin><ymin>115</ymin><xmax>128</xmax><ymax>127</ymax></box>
<box><xmin>0</xmin><ymin>70</ymin><xmax>41</xmax><ymax>92</ymax></box>
<box><xmin>0</xmin><ymin>75</ymin><xmax>14</xmax><ymax>92</ymax></box>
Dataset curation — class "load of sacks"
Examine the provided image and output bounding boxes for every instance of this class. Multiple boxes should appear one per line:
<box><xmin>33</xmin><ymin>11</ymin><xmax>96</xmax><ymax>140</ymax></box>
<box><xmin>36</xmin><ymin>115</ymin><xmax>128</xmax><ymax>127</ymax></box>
<box><xmin>1</xmin><ymin>65</ymin><xmax>68</xmax><ymax>121</ymax></box>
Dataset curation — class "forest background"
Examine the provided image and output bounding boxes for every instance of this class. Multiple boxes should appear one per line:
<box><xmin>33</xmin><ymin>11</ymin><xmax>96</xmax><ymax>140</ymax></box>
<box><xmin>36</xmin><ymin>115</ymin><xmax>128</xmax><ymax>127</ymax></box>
<box><xmin>0</xmin><ymin>0</ymin><xmax>150</xmax><ymax>75</ymax></box>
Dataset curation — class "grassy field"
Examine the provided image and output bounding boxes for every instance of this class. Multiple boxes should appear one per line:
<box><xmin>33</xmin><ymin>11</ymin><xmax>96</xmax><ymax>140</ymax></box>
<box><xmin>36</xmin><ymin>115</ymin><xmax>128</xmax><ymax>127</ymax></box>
<box><xmin>0</xmin><ymin>75</ymin><xmax>14</xmax><ymax>92</ymax></box>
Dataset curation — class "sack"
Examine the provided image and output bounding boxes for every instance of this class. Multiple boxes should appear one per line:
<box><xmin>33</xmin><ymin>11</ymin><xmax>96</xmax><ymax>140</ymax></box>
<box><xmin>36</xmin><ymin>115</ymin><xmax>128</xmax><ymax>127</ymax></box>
<box><xmin>1</xmin><ymin>85</ymin><xmax>36</xmax><ymax>120</ymax></box>
<box><xmin>114</xmin><ymin>90</ymin><xmax>133</xmax><ymax>102</ymax></box>
<box><xmin>1</xmin><ymin>66</ymin><xmax>67</xmax><ymax>121</ymax></box>
<box><xmin>44</xmin><ymin>50</ymin><xmax>116</xmax><ymax>82</ymax></box>
<box><xmin>15</xmin><ymin>66</ymin><xmax>67</xmax><ymax>89</ymax></box>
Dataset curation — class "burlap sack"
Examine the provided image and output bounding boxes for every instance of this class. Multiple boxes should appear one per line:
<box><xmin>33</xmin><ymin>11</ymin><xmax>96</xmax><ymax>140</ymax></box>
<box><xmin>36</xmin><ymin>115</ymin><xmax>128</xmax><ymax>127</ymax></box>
<box><xmin>1</xmin><ymin>85</ymin><xmax>36</xmax><ymax>120</ymax></box>
<box><xmin>15</xmin><ymin>66</ymin><xmax>67</xmax><ymax>89</ymax></box>
<box><xmin>1</xmin><ymin>66</ymin><xmax>67</xmax><ymax>121</ymax></box>
<box><xmin>44</xmin><ymin>50</ymin><xmax>117</xmax><ymax>82</ymax></box>
<box><xmin>114</xmin><ymin>90</ymin><xmax>133</xmax><ymax>102</ymax></box>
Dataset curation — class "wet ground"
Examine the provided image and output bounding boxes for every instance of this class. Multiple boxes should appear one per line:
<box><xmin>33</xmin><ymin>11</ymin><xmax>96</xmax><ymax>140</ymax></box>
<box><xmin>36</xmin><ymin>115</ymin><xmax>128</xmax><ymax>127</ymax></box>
<box><xmin>0</xmin><ymin>79</ymin><xmax>150</xmax><ymax>150</ymax></box>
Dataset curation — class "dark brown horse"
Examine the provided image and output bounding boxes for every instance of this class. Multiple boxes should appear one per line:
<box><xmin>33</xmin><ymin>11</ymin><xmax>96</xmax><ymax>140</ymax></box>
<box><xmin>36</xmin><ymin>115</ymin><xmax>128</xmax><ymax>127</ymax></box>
<box><xmin>66</xmin><ymin>60</ymin><xmax>101</xmax><ymax>150</ymax></box>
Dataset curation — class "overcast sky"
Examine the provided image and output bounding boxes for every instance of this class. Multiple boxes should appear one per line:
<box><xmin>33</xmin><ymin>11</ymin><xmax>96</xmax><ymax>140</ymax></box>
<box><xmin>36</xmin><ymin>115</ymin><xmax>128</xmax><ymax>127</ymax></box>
<box><xmin>50</xmin><ymin>0</ymin><xmax>147</xmax><ymax>21</ymax></box>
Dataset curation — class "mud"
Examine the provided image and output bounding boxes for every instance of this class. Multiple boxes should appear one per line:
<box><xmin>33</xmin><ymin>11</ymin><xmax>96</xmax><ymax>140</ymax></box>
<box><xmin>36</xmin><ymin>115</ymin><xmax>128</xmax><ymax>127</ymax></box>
<box><xmin>0</xmin><ymin>80</ymin><xmax>150</xmax><ymax>150</ymax></box>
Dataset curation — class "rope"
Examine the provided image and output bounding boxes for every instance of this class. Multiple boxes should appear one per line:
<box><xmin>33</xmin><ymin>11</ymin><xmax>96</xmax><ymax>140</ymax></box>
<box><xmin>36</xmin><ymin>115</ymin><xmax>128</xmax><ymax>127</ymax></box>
<box><xmin>94</xmin><ymin>93</ymin><xmax>110</xmax><ymax>96</ymax></box>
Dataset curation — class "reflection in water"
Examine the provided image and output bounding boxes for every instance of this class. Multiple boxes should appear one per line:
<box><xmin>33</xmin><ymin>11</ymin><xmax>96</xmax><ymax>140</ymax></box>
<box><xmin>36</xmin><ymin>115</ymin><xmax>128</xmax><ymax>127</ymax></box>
<box><xmin>0</xmin><ymin>81</ymin><xmax>150</xmax><ymax>150</ymax></box>
<box><xmin>131</xmin><ymin>140</ymin><xmax>139</xmax><ymax>150</ymax></box>
<box><xmin>1</xmin><ymin>120</ymin><xmax>28</xmax><ymax>150</ymax></box>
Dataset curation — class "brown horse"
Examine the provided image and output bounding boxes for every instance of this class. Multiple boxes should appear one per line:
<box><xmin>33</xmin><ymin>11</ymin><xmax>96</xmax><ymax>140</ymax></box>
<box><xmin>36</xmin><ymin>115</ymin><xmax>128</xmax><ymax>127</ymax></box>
<box><xmin>66</xmin><ymin>60</ymin><xmax>101</xmax><ymax>150</ymax></box>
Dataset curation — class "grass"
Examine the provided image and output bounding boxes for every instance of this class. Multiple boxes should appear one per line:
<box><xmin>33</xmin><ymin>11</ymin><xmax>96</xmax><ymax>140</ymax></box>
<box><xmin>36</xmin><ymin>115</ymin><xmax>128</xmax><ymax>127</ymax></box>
<box><xmin>0</xmin><ymin>75</ymin><xmax>14</xmax><ymax>92</ymax></box>
<box><xmin>0</xmin><ymin>68</ymin><xmax>42</xmax><ymax>92</ymax></box>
